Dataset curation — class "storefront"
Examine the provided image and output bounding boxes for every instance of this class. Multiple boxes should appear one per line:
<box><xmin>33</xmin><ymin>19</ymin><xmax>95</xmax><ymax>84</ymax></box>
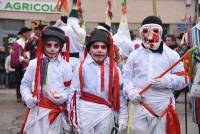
<box><xmin>0</xmin><ymin>0</ymin><xmax>60</xmax><ymax>46</ymax></box>
<box><xmin>0</xmin><ymin>0</ymin><xmax>196</xmax><ymax>46</ymax></box>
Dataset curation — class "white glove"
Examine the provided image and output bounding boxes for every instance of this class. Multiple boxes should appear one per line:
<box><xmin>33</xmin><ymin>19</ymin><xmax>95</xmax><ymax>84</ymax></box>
<box><xmin>125</xmin><ymin>89</ymin><xmax>142</xmax><ymax>104</ymax></box>
<box><xmin>24</xmin><ymin>94</ymin><xmax>37</xmax><ymax>108</ymax></box>
<box><xmin>151</xmin><ymin>77</ymin><xmax>171</xmax><ymax>89</ymax></box>
<box><xmin>46</xmin><ymin>90</ymin><xmax>67</xmax><ymax>105</ymax></box>
<box><xmin>118</xmin><ymin>118</ymin><xmax>128</xmax><ymax>133</ymax></box>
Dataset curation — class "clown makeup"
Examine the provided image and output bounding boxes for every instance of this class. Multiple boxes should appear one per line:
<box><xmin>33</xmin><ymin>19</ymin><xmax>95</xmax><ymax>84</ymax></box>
<box><xmin>90</xmin><ymin>42</ymin><xmax>108</xmax><ymax>65</ymax></box>
<box><xmin>44</xmin><ymin>40</ymin><xmax>61</xmax><ymax>59</ymax></box>
<box><xmin>139</xmin><ymin>24</ymin><xmax>163</xmax><ymax>50</ymax></box>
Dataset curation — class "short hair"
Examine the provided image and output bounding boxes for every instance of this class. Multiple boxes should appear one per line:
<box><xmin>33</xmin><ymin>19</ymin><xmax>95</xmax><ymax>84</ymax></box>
<box><xmin>165</xmin><ymin>34</ymin><xmax>176</xmax><ymax>42</ymax></box>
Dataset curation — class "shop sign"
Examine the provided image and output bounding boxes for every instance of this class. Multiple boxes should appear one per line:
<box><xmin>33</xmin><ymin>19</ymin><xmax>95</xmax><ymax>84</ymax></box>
<box><xmin>7</xmin><ymin>34</ymin><xmax>17</xmax><ymax>44</ymax></box>
<box><xmin>176</xmin><ymin>24</ymin><xmax>188</xmax><ymax>32</ymax></box>
<box><xmin>0</xmin><ymin>0</ymin><xmax>60</xmax><ymax>13</ymax></box>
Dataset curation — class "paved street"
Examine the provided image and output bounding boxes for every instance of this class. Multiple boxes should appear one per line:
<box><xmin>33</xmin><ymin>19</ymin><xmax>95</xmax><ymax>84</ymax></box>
<box><xmin>0</xmin><ymin>89</ymin><xmax>26</xmax><ymax>134</ymax></box>
<box><xmin>176</xmin><ymin>93</ymin><xmax>199</xmax><ymax>134</ymax></box>
<box><xmin>0</xmin><ymin>88</ymin><xmax>199</xmax><ymax>134</ymax></box>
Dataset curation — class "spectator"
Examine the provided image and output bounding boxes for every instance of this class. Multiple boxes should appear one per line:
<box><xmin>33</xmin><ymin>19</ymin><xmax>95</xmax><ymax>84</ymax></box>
<box><xmin>13</xmin><ymin>27</ymin><xmax>31</xmax><ymax>102</ymax></box>
<box><xmin>0</xmin><ymin>46</ymin><xmax>7</xmax><ymax>89</ymax></box>
<box><xmin>5</xmin><ymin>48</ymin><xmax>16</xmax><ymax>89</ymax></box>
<box><xmin>25</xmin><ymin>24</ymin><xmax>44</xmax><ymax>60</ymax></box>
<box><xmin>165</xmin><ymin>34</ymin><xmax>178</xmax><ymax>50</ymax></box>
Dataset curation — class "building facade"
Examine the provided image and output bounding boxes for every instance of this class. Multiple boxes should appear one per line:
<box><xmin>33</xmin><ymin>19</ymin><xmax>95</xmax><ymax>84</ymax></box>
<box><xmin>0</xmin><ymin>0</ymin><xmax>198</xmax><ymax>46</ymax></box>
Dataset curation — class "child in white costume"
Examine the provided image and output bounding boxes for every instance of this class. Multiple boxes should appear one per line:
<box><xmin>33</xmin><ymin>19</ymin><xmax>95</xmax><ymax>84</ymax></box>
<box><xmin>70</xmin><ymin>27</ymin><xmax>128</xmax><ymax>134</ymax></box>
<box><xmin>20</xmin><ymin>26</ymin><xmax>73</xmax><ymax>134</ymax></box>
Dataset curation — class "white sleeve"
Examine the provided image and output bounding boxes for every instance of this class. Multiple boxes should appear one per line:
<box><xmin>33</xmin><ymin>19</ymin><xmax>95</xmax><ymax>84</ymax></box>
<box><xmin>68</xmin><ymin>17</ymin><xmax>86</xmax><ymax>45</ymax></box>
<box><xmin>166</xmin><ymin>52</ymin><xmax>185</xmax><ymax>90</ymax></box>
<box><xmin>68</xmin><ymin>64</ymin><xmax>81</xmax><ymax>111</ymax></box>
<box><xmin>70</xmin><ymin>64</ymin><xmax>81</xmax><ymax>94</ymax></box>
<box><xmin>63</xmin><ymin>63</ymin><xmax>73</xmax><ymax>90</ymax></box>
<box><xmin>4</xmin><ymin>56</ymin><xmax>9</xmax><ymax>73</ymax></box>
<box><xmin>118</xmin><ymin>67</ymin><xmax>128</xmax><ymax>120</ymax></box>
<box><xmin>113</xmin><ymin>28</ymin><xmax>133</xmax><ymax>57</ymax></box>
<box><xmin>122</xmin><ymin>53</ymin><xmax>137</xmax><ymax>97</ymax></box>
<box><xmin>119</xmin><ymin>89</ymin><xmax>128</xmax><ymax>120</ymax></box>
<box><xmin>59</xmin><ymin>62</ymin><xmax>73</xmax><ymax>100</ymax></box>
<box><xmin>20</xmin><ymin>60</ymin><xmax>35</xmax><ymax>100</ymax></box>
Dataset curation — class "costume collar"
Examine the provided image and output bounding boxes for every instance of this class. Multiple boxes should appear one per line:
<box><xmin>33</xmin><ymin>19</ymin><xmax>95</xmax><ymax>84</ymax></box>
<box><xmin>43</xmin><ymin>54</ymin><xmax>62</xmax><ymax>63</ymax></box>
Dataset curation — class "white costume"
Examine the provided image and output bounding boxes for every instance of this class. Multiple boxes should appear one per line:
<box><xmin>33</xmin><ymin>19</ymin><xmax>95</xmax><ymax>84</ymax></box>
<box><xmin>70</xmin><ymin>55</ymin><xmax>128</xmax><ymax>134</ymax></box>
<box><xmin>113</xmin><ymin>19</ymin><xmax>133</xmax><ymax>58</ymax></box>
<box><xmin>123</xmin><ymin>44</ymin><xmax>185</xmax><ymax>134</ymax></box>
<box><xmin>20</xmin><ymin>55</ymin><xmax>73</xmax><ymax>134</ymax></box>
<box><xmin>113</xmin><ymin>15</ymin><xmax>134</xmax><ymax>73</ymax></box>
<box><xmin>60</xmin><ymin>16</ymin><xmax>86</xmax><ymax>71</ymax></box>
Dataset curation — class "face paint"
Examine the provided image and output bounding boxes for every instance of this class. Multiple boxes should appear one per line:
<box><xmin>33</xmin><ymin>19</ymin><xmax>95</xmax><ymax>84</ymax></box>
<box><xmin>90</xmin><ymin>42</ymin><xmax>108</xmax><ymax>65</ymax></box>
<box><xmin>44</xmin><ymin>41</ymin><xmax>61</xmax><ymax>59</ymax></box>
<box><xmin>139</xmin><ymin>24</ymin><xmax>163</xmax><ymax>50</ymax></box>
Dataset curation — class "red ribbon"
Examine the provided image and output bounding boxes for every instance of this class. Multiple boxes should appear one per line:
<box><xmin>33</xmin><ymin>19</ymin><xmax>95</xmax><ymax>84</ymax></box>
<box><xmin>70</xmin><ymin>91</ymin><xmax>78</xmax><ymax>128</ymax></box>
<box><xmin>108</xmin><ymin>35</ymin><xmax>120</xmax><ymax>112</ymax></box>
<box><xmin>39</xmin><ymin>97</ymin><xmax>68</xmax><ymax>125</ymax></box>
<box><xmin>108</xmin><ymin>35</ymin><xmax>114</xmax><ymax>103</ymax></box>
<box><xmin>107</xmin><ymin>0</ymin><xmax>113</xmax><ymax>19</ymax></box>
<box><xmin>55</xmin><ymin>0</ymin><xmax>68</xmax><ymax>15</ymax></box>
<box><xmin>166</xmin><ymin>105</ymin><xmax>181</xmax><ymax>134</ymax></box>
<box><xmin>80</xmin><ymin>91</ymin><xmax>112</xmax><ymax>108</ymax></box>
<box><xmin>20</xmin><ymin>38</ymin><xmax>43</xmax><ymax>133</ymax></box>
<box><xmin>65</xmin><ymin>36</ymin><xmax>70</xmax><ymax>62</ymax></box>
<box><xmin>113</xmin><ymin>65</ymin><xmax>120</xmax><ymax>112</ymax></box>
<box><xmin>100</xmin><ymin>64</ymin><xmax>105</xmax><ymax>92</ymax></box>
<box><xmin>122</xmin><ymin>7</ymin><xmax>127</xmax><ymax>15</ymax></box>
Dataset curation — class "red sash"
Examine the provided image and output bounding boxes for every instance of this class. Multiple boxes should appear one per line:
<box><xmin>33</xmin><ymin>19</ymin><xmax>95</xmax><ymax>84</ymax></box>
<box><xmin>39</xmin><ymin>97</ymin><xmax>68</xmax><ymax>124</ymax></box>
<box><xmin>141</xmin><ymin>98</ymin><xmax>180</xmax><ymax>134</ymax></box>
<box><xmin>80</xmin><ymin>91</ymin><xmax>112</xmax><ymax>108</ymax></box>
<box><xmin>166</xmin><ymin>104</ymin><xmax>181</xmax><ymax>134</ymax></box>
<box><xmin>79</xmin><ymin>60</ymin><xmax>120</xmax><ymax>111</ymax></box>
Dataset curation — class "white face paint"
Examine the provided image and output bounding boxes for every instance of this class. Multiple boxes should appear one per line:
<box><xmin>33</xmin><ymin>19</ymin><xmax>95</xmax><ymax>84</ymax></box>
<box><xmin>90</xmin><ymin>42</ymin><xmax>108</xmax><ymax>65</ymax></box>
<box><xmin>44</xmin><ymin>40</ymin><xmax>61</xmax><ymax>59</ymax></box>
<box><xmin>139</xmin><ymin>24</ymin><xmax>163</xmax><ymax>50</ymax></box>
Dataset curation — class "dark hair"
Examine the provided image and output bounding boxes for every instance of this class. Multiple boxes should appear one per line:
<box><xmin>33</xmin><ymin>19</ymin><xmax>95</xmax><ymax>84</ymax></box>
<box><xmin>141</xmin><ymin>16</ymin><xmax>163</xmax><ymax>27</ymax></box>
<box><xmin>61</xmin><ymin>16</ymin><xmax>68</xmax><ymax>24</ymax></box>
<box><xmin>18</xmin><ymin>27</ymin><xmax>32</xmax><ymax>35</ymax></box>
<box><xmin>165</xmin><ymin>34</ymin><xmax>176</xmax><ymax>42</ymax></box>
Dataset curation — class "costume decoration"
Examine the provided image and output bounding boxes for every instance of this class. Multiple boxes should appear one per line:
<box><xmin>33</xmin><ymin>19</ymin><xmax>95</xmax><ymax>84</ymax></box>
<box><xmin>121</xmin><ymin>0</ymin><xmax>127</xmax><ymax>15</ymax></box>
<box><xmin>54</xmin><ymin>0</ymin><xmax>68</xmax><ymax>16</ymax></box>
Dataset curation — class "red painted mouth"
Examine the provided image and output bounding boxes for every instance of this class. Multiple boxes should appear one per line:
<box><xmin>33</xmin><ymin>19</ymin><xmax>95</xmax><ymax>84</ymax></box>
<box><xmin>47</xmin><ymin>51</ymin><xmax>58</xmax><ymax>55</ymax></box>
<box><xmin>94</xmin><ymin>54</ymin><xmax>105</xmax><ymax>57</ymax></box>
<box><xmin>150</xmin><ymin>44</ymin><xmax>154</xmax><ymax>48</ymax></box>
